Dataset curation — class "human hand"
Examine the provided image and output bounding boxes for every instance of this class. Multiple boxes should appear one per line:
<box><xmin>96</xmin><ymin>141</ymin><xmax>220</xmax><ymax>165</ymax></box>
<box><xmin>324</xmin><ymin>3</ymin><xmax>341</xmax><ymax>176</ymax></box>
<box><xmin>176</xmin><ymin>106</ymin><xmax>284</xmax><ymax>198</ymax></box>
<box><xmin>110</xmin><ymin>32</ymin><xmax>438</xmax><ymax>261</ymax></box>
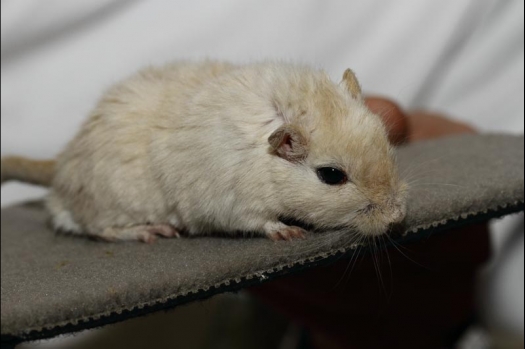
<box><xmin>364</xmin><ymin>96</ymin><xmax>476</xmax><ymax>144</ymax></box>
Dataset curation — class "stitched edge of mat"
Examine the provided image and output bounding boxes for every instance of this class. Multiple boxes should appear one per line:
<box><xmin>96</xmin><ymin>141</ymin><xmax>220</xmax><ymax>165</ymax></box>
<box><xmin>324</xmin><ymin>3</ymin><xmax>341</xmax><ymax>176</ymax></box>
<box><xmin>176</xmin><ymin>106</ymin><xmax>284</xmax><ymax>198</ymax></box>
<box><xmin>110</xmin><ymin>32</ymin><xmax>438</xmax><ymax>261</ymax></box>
<box><xmin>2</xmin><ymin>200</ymin><xmax>524</xmax><ymax>345</ymax></box>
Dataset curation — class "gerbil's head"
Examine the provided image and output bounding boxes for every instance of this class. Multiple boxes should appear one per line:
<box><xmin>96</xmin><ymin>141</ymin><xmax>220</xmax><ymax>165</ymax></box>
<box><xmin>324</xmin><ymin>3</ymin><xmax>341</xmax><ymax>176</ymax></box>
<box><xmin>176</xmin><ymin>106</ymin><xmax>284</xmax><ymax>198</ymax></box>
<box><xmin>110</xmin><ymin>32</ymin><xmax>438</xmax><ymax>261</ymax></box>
<box><xmin>268</xmin><ymin>67</ymin><xmax>407</xmax><ymax>236</ymax></box>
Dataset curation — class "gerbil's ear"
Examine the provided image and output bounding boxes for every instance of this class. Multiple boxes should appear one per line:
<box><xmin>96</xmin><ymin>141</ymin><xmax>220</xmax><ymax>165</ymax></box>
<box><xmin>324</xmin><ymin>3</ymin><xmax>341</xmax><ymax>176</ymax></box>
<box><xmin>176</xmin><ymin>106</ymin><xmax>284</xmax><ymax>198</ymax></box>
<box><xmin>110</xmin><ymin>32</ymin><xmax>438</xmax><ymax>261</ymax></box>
<box><xmin>341</xmin><ymin>68</ymin><xmax>362</xmax><ymax>100</ymax></box>
<box><xmin>268</xmin><ymin>124</ymin><xmax>309</xmax><ymax>162</ymax></box>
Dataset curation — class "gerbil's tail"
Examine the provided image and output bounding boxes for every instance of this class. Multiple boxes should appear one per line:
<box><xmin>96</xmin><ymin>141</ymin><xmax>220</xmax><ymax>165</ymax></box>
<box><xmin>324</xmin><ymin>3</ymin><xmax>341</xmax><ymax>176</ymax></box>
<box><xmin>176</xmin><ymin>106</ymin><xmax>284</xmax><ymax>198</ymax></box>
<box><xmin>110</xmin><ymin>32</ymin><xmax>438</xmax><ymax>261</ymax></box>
<box><xmin>1</xmin><ymin>156</ymin><xmax>56</xmax><ymax>187</ymax></box>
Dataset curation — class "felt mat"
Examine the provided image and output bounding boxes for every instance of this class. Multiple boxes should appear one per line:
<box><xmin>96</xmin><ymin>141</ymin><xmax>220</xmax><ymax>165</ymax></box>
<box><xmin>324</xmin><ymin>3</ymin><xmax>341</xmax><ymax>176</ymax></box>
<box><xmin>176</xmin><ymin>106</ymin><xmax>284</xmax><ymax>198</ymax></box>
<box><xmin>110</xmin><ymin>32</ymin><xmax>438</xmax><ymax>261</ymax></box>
<box><xmin>1</xmin><ymin>134</ymin><xmax>524</xmax><ymax>344</ymax></box>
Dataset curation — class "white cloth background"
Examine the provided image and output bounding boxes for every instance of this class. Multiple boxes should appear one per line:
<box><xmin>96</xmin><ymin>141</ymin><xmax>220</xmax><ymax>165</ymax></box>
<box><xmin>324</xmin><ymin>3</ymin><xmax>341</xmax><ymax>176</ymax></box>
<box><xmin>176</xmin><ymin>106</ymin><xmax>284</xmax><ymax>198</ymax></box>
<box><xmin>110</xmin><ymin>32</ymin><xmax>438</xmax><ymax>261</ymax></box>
<box><xmin>1</xmin><ymin>0</ymin><xmax>523</xmax><ymax>344</ymax></box>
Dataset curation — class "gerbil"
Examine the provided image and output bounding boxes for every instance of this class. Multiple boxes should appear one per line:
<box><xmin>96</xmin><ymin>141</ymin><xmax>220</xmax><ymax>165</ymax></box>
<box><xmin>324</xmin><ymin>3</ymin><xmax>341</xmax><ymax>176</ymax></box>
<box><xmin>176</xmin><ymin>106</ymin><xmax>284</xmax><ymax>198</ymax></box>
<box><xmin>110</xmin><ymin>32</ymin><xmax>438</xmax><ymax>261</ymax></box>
<box><xmin>1</xmin><ymin>61</ymin><xmax>407</xmax><ymax>242</ymax></box>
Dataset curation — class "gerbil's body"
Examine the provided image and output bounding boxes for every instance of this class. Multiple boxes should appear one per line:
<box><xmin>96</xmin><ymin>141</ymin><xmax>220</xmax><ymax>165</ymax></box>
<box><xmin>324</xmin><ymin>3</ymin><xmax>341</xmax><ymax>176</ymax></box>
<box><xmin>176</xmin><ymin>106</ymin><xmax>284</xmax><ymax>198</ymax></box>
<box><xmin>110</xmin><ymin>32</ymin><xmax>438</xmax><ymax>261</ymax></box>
<box><xmin>2</xmin><ymin>61</ymin><xmax>407</xmax><ymax>242</ymax></box>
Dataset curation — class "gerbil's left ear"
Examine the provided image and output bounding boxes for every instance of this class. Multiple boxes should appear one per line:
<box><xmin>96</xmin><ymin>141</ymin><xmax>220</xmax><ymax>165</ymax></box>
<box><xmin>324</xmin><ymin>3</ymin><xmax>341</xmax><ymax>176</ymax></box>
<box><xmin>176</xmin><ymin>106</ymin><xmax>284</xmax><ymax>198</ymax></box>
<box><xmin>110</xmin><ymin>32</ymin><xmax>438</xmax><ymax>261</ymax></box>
<box><xmin>341</xmin><ymin>68</ymin><xmax>362</xmax><ymax>100</ymax></box>
<box><xmin>268</xmin><ymin>124</ymin><xmax>309</xmax><ymax>162</ymax></box>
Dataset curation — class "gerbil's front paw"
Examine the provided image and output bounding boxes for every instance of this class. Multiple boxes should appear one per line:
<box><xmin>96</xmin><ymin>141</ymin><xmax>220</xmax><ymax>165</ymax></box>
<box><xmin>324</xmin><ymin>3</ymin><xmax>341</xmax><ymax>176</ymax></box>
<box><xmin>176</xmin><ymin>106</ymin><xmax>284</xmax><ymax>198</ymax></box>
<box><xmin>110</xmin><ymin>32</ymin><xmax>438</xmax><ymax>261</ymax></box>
<box><xmin>264</xmin><ymin>222</ymin><xmax>307</xmax><ymax>241</ymax></box>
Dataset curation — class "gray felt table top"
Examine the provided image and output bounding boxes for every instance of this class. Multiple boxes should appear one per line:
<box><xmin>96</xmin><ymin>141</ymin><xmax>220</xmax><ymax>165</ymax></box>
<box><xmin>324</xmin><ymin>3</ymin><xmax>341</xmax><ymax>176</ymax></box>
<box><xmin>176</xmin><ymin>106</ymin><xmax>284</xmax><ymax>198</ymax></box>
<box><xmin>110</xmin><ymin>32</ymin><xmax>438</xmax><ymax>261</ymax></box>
<box><xmin>1</xmin><ymin>134</ymin><xmax>524</xmax><ymax>342</ymax></box>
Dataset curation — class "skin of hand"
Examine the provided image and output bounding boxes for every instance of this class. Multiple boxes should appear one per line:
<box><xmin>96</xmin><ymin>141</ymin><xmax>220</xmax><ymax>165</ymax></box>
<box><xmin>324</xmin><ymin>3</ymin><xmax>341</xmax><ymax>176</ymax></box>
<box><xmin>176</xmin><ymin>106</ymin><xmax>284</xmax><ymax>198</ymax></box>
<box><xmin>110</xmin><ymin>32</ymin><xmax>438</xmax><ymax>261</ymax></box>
<box><xmin>248</xmin><ymin>97</ymin><xmax>490</xmax><ymax>349</ymax></box>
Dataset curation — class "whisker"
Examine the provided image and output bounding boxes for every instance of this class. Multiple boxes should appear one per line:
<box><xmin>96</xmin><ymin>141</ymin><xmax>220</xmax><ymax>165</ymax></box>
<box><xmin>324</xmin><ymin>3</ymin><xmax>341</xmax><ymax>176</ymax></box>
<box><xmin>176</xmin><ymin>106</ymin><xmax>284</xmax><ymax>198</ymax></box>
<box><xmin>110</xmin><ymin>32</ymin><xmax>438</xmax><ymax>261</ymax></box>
<box><xmin>371</xmin><ymin>237</ymin><xmax>387</xmax><ymax>296</ymax></box>
<box><xmin>405</xmin><ymin>181</ymin><xmax>467</xmax><ymax>189</ymax></box>
<box><xmin>385</xmin><ymin>234</ymin><xmax>430</xmax><ymax>270</ymax></box>
<box><xmin>380</xmin><ymin>235</ymin><xmax>394</xmax><ymax>301</ymax></box>
<box><xmin>333</xmin><ymin>234</ymin><xmax>365</xmax><ymax>289</ymax></box>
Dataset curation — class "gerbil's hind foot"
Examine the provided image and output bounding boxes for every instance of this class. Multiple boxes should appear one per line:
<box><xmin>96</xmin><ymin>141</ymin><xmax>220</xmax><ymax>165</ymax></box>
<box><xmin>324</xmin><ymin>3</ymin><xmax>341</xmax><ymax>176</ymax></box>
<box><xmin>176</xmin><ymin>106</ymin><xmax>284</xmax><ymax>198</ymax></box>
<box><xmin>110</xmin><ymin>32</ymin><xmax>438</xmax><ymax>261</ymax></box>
<box><xmin>264</xmin><ymin>222</ymin><xmax>307</xmax><ymax>241</ymax></box>
<box><xmin>98</xmin><ymin>224</ymin><xmax>180</xmax><ymax>243</ymax></box>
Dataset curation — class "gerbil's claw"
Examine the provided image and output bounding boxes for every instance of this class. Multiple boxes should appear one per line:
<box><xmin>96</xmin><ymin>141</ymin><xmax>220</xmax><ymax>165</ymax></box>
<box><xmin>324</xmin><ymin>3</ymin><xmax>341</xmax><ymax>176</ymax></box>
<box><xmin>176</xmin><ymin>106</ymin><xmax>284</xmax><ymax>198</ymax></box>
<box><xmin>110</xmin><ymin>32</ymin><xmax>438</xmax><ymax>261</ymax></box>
<box><xmin>265</xmin><ymin>223</ymin><xmax>307</xmax><ymax>241</ymax></box>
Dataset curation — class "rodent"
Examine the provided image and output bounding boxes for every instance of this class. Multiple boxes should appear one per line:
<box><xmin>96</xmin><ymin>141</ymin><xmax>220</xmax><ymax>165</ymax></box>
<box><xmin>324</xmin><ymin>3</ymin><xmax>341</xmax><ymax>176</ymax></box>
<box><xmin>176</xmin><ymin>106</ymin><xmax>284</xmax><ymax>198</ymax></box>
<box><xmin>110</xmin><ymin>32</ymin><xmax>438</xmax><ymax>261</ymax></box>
<box><xmin>1</xmin><ymin>60</ymin><xmax>407</xmax><ymax>242</ymax></box>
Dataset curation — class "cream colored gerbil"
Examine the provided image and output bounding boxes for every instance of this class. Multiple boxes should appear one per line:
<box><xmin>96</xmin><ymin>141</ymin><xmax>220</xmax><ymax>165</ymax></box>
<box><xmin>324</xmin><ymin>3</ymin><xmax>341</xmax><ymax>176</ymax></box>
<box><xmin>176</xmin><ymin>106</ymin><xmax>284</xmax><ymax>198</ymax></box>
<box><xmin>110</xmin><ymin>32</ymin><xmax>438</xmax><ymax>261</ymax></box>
<box><xmin>1</xmin><ymin>61</ymin><xmax>407</xmax><ymax>242</ymax></box>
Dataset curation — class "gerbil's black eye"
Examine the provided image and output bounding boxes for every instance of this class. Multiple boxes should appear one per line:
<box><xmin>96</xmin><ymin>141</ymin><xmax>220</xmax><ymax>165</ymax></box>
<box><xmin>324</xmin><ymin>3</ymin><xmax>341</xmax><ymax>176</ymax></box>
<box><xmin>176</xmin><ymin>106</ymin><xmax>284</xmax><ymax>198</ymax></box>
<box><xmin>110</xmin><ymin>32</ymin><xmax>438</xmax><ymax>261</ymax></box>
<box><xmin>316</xmin><ymin>167</ymin><xmax>348</xmax><ymax>185</ymax></box>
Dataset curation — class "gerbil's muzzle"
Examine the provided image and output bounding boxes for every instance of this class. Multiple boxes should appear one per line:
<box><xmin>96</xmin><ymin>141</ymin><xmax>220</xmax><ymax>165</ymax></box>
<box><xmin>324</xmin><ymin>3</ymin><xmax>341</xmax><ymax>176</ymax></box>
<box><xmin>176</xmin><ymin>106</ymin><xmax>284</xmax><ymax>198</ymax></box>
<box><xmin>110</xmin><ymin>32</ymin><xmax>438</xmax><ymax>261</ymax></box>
<box><xmin>389</xmin><ymin>205</ymin><xmax>406</xmax><ymax>225</ymax></box>
<box><xmin>355</xmin><ymin>198</ymin><xmax>407</xmax><ymax>236</ymax></box>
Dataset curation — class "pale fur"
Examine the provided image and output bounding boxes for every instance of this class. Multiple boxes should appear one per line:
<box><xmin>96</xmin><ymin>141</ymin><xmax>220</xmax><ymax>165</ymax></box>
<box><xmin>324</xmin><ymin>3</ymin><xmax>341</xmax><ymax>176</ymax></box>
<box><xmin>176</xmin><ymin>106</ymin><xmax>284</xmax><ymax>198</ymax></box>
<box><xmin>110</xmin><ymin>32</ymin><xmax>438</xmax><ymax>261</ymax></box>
<box><xmin>1</xmin><ymin>156</ymin><xmax>54</xmax><ymax>186</ymax></box>
<box><xmin>4</xmin><ymin>60</ymin><xmax>407</xmax><ymax>241</ymax></box>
